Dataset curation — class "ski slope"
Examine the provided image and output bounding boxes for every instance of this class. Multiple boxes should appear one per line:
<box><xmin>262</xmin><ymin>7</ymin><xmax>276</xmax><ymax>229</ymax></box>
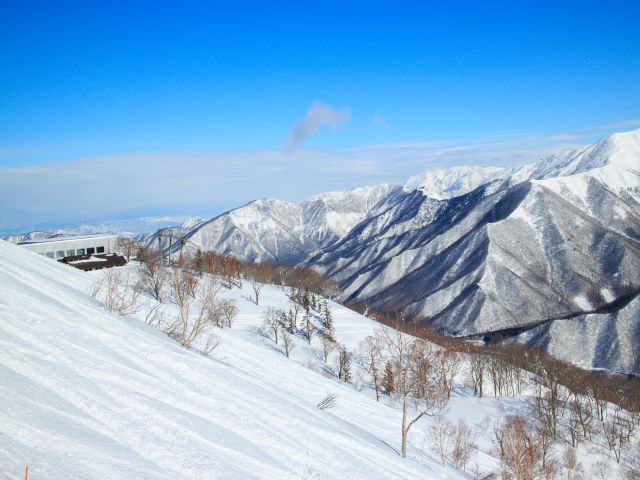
<box><xmin>1</xmin><ymin>240</ymin><xmax>473</xmax><ymax>479</ymax></box>
<box><xmin>2</xmin><ymin>240</ymin><xmax>628</xmax><ymax>479</ymax></box>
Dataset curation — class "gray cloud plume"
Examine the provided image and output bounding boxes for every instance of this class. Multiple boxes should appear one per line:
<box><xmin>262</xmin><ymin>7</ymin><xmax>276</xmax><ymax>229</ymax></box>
<box><xmin>287</xmin><ymin>101</ymin><xmax>351</xmax><ymax>148</ymax></box>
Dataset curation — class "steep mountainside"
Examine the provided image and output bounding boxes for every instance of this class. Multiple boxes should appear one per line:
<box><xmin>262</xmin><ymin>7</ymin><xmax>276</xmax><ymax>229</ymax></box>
<box><xmin>310</xmin><ymin>130</ymin><xmax>640</xmax><ymax>374</ymax></box>
<box><xmin>171</xmin><ymin>184</ymin><xmax>400</xmax><ymax>263</ymax></box>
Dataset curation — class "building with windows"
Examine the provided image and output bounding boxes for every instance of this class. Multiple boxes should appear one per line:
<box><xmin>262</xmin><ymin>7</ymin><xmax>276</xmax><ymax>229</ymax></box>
<box><xmin>17</xmin><ymin>234</ymin><xmax>119</xmax><ymax>260</ymax></box>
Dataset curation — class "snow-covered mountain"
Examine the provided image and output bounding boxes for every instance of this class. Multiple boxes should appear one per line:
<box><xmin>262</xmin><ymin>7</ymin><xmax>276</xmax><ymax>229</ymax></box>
<box><xmin>166</xmin><ymin>184</ymin><xmax>400</xmax><ymax>263</ymax></box>
<box><xmin>161</xmin><ymin>167</ymin><xmax>509</xmax><ymax>263</ymax></box>
<box><xmin>310</xmin><ymin>129</ymin><xmax>640</xmax><ymax>375</ymax></box>
<box><xmin>404</xmin><ymin>165</ymin><xmax>511</xmax><ymax>199</ymax></box>
<box><xmin>146</xmin><ymin>129</ymin><xmax>640</xmax><ymax>375</ymax></box>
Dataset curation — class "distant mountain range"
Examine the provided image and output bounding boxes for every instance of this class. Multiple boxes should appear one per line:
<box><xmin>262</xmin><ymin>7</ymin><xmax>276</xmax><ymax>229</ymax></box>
<box><xmin>155</xmin><ymin>129</ymin><xmax>639</xmax><ymax>376</ymax></box>
<box><xmin>3</xmin><ymin>216</ymin><xmax>206</xmax><ymax>244</ymax></box>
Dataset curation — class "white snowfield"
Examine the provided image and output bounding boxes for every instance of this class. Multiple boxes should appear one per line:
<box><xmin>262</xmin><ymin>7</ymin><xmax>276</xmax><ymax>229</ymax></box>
<box><xmin>1</xmin><ymin>240</ymin><xmax>484</xmax><ymax>479</ymax></box>
<box><xmin>0</xmin><ymin>240</ymin><xmax>632</xmax><ymax>479</ymax></box>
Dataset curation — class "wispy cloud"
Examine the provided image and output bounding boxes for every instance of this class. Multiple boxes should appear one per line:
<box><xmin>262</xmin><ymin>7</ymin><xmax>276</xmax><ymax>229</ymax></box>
<box><xmin>546</xmin><ymin>133</ymin><xmax>588</xmax><ymax>141</ymax></box>
<box><xmin>574</xmin><ymin>119</ymin><xmax>640</xmax><ymax>133</ymax></box>
<box><xmin>2</xmin><ymin>124</ymin><xmax>633</xmax><ymax>232</ymax></box>
<box><xmin>372</xmin><ymin>114</ymin><xmax>390</xmax><ymax>129</ymax></box>
<box><xmin>286</xmin><ymin>101</ymin><xmax>351</xmax><ymax>148</ymax></box>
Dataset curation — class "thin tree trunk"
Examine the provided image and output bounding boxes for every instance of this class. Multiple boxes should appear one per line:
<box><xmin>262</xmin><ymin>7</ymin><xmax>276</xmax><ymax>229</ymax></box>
<box><xmin>401</xmin><ymin>395</ymin><xmax>408</xmax><ymax>457</ymax></box>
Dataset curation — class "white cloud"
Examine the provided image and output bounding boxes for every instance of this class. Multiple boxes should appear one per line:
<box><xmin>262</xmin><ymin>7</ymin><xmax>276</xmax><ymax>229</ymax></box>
<box><xmin>286</xmin><ymin>101</ymin><xmax>351</xmax><ymax>148</ymax></box>
<box><xmin>1</xmin><ymin>127</ymin><xmax>626</xmax><ymax>233</ymax></box>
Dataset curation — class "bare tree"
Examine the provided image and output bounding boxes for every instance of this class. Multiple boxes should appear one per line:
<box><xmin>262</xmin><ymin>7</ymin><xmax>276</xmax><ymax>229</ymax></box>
<box><xmin>139</xmin><ymin>251</ymin><xmax>167</xmax><ymax>302</ymax></box>
<box><xmin>357</xmin><ymin>335</ymin><xmax>384</xmax><ymax>401</ymax></box>
<box><xmin>97</xmin><ymin>268</ymin><xmax>141</xmax><ymax>315</ymax></box>
<box><xmin>531</xmin><ymin>374</ymin><xmax>568</xmax><ymax>441</ymax></box>
<box><xmin>561</xmin><ymin>446</ymin><xmax>583</xmax><ymax>480</ymax></box>
<box><xmin>467</xmin><ymin>353</ymin><xmax>487</xmax><ymax>397</ymax></box>
<box><xmin>451</xmin><ymin>419</ymin><xmax>478</xmax><ymax>471</ymax></box>
<box><xmin>427</xmin><ymin>415</ymin><xmax>454</xmax><ymax>466</ymax></box>
<box><xmin>493</xmin><ymin>415</ymin><xmax>544</xmax><ymax>480</ymax></box>
<box><xmin>602</xmin><ymin>404</ymin><xmax>637</xmax><ymax>463</ymax></box>
<box><xmin>171</xmin><ymin>268</ymin><xmax>198</xmax><ymax>307</ymax></box>
<box><xmin>251</xmin><ymin>281</ymin><xmax>262</xmax><ymax>305</ymax></box>
<box><xmin>200</xmin><ymin>333</ymin><xmax>221</xmax><ymax>356</ymax></box>
<box><xmin>289</xmin><ymin>296</ymin><xmax>301</xmax><ymax>331</ymax></box>
<box><xmin>281</xmin><ymin>327</ymin><xmax>295</xmax><ymax>358</ymax></box>
<box><xmin>319</xmin><ymin>331</ymin><xmax>336</xmax><ymax>363</ymax></box>
<box><xmin>144</xmin><ymin>303</ymin><xmax>165</xmax><ymax>328</ymax></box>
<box><xmin>217</xmin><ymin>298</ymin><xmax>238</xmax><ymax>328</ymax></box>
<box><xmin>165</xmin><ymin>276</ymin><xmax>223</xmax><ymax>349</ymax></box>
<box><xmin>436</xmin><ymin>349</ymin><xmax>461</xmax><ymax>399</ymax></box>
<box><xmin>590</xmin><ymin>460</ymin><xmax>611</xmax><ymax>480</ymax></box>
<box><xmin>569</xmin><ymin>393</ymin><xmax>595</xmax><ymax>442</ymax></box>
<box><xmin>336</xmin><ymin>344</ymin><xmax>352</xmax><ymax>383</ymax></box>
<box><xmin>262</xmin><ymin>307</ymin><xmax>282</xmax><ymax>344</ymax></box>
<box><xmin>380</xmin><ymin>325</ymin><xmax>446</xmax><ymax>458</ymax></box>
<box><xmin>535</xmin><ymin>416</ymin><xmax>556</xmax><ymax>471</ymax></box>
<box><xmin>117</xmin><ymin>237</ymin><xmax>137</xmax><ymax>261</ymax></box>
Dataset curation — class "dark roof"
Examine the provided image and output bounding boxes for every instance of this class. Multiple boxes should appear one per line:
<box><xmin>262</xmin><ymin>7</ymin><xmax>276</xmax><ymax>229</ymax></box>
<box><xmin>59</xmin><ymin>253</ymin><xmax>127</xmax><ymax>271</ymax></box>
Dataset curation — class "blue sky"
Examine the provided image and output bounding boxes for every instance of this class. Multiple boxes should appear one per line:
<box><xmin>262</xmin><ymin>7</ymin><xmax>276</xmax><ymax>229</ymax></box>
<box><xmin>1</xmin><ymin>1</ymin><xmax>639</xmax><ymax>231</ymax></box>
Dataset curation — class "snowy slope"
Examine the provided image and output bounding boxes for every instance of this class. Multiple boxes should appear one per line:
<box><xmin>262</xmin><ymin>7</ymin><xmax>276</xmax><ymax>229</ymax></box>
<box><xmin>2</xmin><ymin>241</ymin><xmax>634</xmax><ymax>479</ymax></box>
<box><xmin>161</xmin><ymin>184</ymin><xmax>399</xmax><ymax>263</ymax></box>
<box><xmin>0</xmin><ymin>240</ymin><xmax>468</xmax><ymax>479</ymax></box>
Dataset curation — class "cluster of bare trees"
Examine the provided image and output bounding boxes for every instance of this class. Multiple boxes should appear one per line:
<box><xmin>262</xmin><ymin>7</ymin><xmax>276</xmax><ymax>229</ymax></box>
<box><xmin>261</xmin><ymin>287</ymin><xmax>339</xmax><ymax>363</ymax></box>
<box><xmin>165</xmin><ymin>273</ymin><xmax>224</xmax><ymax>350</ymax></box>
<box><xmin>93</xmin><ymin>247</ymin><xmax>238</xmax><ymax>355</ymax></box>
<box><xmin>493</xmin><ymin>415</ymin><xmax>559</xmax><ymax>480</ymax></box>
<box><xmin>190</xmin><ymin>250</ymin><xmax>341</xmax><ymax>298</ymax></box>
<box><xmin>427</xmin><ymin>416</ymin><xmax>478</xmax><ymax>471</ymax></box>
<box><xmin>138</xmin><ymin>248</ymin><xmax>168</xmax><ymax>302</ymax></box>
<box><xmin>90</xmin><ymin>268</ymin><xmax>141</xmax><ymax>315</ymax></box>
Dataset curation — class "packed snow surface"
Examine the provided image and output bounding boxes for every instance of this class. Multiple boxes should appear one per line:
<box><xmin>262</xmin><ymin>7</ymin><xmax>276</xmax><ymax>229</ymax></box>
<box><xmin>1</xmin><ymin>241</ymin><xmax>478</xmax><ymax>479</ymax></box>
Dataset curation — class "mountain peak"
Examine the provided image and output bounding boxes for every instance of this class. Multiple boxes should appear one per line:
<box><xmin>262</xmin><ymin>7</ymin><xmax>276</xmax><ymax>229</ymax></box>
<box><xmin>512</xmin><ymin>127</ymin><xmax>640</xmax><ymax>184</ymax></box>
<box><xmin>403</xmin><ymin>165</ymin><xmax>511</xmax><ymax>199</ymax></box>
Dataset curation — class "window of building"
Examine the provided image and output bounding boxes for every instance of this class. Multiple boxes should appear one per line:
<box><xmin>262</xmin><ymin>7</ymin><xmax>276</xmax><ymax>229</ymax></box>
<box><xmin>45</xmin><ymin>252</ymin><xmax>55</xmax><ymax>258</ymax></box>
<box><xmin>56</xmin><ymin>250</ymin><xmax>65</xmax><ymax>258</ymax></box>
<box><xmin>67</xmin><ymin>249</ymin><xmax>75</xmax><ymax>256</ymax></box>
<box><xmin>96</xmin><ymin>246</ymin><xmax>105</xmax><ymax>253</ymax></box>
<box><xmin>77</xmin><ymin>248</ymin><xmax>85</xmax><ymax>255</ymax></box>
<box><xmin>87</xmin><ymin>247</ymin><xmax>95</xmax><ymax>255</ymax></box>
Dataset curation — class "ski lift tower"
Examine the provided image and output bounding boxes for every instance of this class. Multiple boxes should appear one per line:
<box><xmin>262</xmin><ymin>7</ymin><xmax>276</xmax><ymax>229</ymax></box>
<box><xmin>155</xmin><ymin>227</ymin><xmax>190</xmax><ymax>266</ymax></box>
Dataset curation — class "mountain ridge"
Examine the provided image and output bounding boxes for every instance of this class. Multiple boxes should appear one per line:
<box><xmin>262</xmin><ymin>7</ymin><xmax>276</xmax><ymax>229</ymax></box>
<box><xmin>156</xmin><ymin>129</ymin><xmax>640</xmax><ymax>374</ymax></box>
